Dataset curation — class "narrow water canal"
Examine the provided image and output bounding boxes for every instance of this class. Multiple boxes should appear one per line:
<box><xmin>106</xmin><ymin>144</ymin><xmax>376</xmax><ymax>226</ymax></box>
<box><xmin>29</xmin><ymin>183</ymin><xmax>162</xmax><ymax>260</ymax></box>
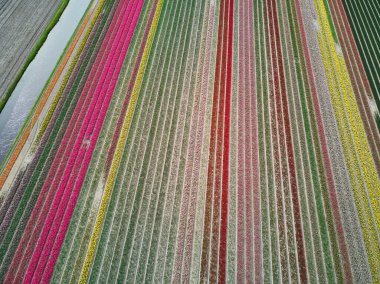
<box><xmin>0</xmin><ymin>0</ymin><xmax>91</xmax><ymax>164</ymax></box>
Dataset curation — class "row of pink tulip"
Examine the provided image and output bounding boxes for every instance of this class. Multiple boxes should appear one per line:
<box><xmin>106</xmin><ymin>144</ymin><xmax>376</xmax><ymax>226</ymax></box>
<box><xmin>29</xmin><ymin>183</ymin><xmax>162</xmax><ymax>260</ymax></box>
<box><xmin>31</xmin><ymin>1</ymin><xmax>144</xmax><ymax>282</ymax></box>
<box><xmin>4</xmin><ymin>0</ymin><xmax>142</xmax><ymax>282</ymax></box>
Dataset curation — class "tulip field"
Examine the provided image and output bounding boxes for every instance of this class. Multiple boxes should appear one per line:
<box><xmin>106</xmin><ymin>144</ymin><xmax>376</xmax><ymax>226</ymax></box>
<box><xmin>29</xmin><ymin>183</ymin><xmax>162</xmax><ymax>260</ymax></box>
<box><xmin>0</xmin><ymin>0</ymin><xmax>379</xmax><ymax>282</ymax></box>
